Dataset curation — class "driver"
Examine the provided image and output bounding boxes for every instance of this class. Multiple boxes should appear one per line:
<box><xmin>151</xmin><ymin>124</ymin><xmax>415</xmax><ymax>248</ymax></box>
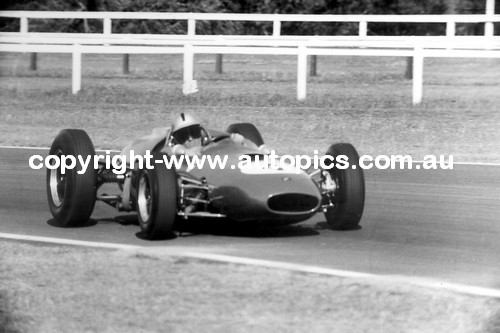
<box><xmin>168</xmin><ymin>113</ymin><xmax>245</xmax><ymax>155</ymax></box>
<box><xmin>171</xmin><ymin>113</ymin><xmax>205</xmax><ymax>154</ymax></box>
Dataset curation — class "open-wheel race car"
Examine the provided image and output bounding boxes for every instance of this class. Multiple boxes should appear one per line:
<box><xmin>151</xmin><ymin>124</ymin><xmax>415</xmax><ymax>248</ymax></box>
<box><xmin>46</xmin><ymin>120</ymin><xmax>365</xmax><ymax>240</ymax></box>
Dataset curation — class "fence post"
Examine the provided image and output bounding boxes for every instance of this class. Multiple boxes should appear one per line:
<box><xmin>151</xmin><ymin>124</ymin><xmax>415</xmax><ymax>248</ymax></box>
<box><xmin>123</xmin><ymin>54</ymin><xmax>129</xmax><ymax>74</ymax></box>
<box><xmin>215</xmin><ymin>54</ymin><xmax>223</xmax><ymax>74</ymax></box>
<box><xmin>297</xmin><ymin>45</ymin><xmax>307</xmax><ymax>101</ymax></box>
<box><xmin>20</xmin><ymin>16</ymin><xmax>38</xmax><ymax>71</ymax></box>
<box><xmin>405</xmin><ymin>57</ymin><xmax>412</xmax><ymax>79</ymax></box>
<box><xmin>30</xmin><ymin>52</ymin><xmax>37</xmax><ymax>71</ymax></box>
<box><xmin>183</xmin><ymin>43</ymin><xmax>198</xmax><ymax>95</ymax></box>
<box><xmin>359</xmin><ymin>20</ymin><xmax>367</xmax><ymax>37</ymax></box>
<box><xmin>309</xmin><ymin>55</ymin><xmax>317</xmax><ymax>76</ymax></box>
<box><xmin>485</xmin><ymin>0</ymin><xmax>495</xmax><ymax>37</ymax></box>
<box><xmin>72</xmin><ymin>44</ymin><xmax>82</xmax><ymax>94</ymax></box>
<box><xmin>20</xmin><ymin>17</ymin><xmax>28</xmax><ymax>33</ymax></box>
<box><xmin>103</xmin><ymin>17</ymin><xmax>112</xmax><ymax>35</ymax></box>
<box><xmin>187</xmin><ymin>19</ymin><xmax>196</xmax><ymax>36</ymax></box>
<box><xmin>446</xmin><ymin>21</ymin><xmax>455</xmax><ymax>37</ymax></box>
<box><xmin>485</xmin><ymin>22</ymin><xmax>494</xmax><ymax>38</ymax></box>
<box><xmin>412</xmin><ymin>46</ymin><xmax>424</xmax><ymax>105</ymax></box>
<box><xmin>273</xmin><ymin>19</ymin><xmax>281</xmax><ymax>36</ymax></box>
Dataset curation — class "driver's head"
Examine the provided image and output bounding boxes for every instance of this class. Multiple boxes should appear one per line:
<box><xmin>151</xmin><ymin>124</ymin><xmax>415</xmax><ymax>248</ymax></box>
<box><xmin>171</xmin><ymin>113</ymin><xmax>202</xmax><ymax>148</ymax></box>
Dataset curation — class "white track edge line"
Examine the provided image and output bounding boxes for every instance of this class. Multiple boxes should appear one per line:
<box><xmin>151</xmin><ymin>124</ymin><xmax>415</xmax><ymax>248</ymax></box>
<box><xmin>0</xmin><ymin>146</ymin><xmax>120</xmax><ymax>152</ymax></box>
<box><xmin>0</xmin><ymin>232</ymin><xmax>140</xmax><ymax>250</ymax></box>
<box><xmin>1</xmin><ymin>232</ymin><xmax>499</xmax><ymax>299</ymax></box>
<box><xmin>0</xmin><ymin>146</ymin><xmax>51</xmax><ymax>150</ymax></box>
<box><xmin>178</xmin><ymin>251</ymin><xmax>500</xmax><ymax>299</ymax></box>
<box><xmin>411</xmin><ymin>160</ymin><xmax>500</xmax><ymax>166</ymax></box>
<box><xmin>1</xmin><ymin>146</ymin><xmax>500</xmax><ymax>166</ymax></box>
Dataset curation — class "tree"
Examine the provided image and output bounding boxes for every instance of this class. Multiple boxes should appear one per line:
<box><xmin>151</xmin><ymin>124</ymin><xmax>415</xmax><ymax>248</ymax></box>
<box><xmin>111</xmin><ymin>0</ymin><xmax>240</xmax><ymax>34</ymax></box>
<box><xmin>0</xmin><ymin>0</ymin><xmax>103</xmax><ymax>32</ymax></box>
<box><xmin>1</xmin><ymin>0</ymin><xmax>497</xmax><ymax>35</ymax></box>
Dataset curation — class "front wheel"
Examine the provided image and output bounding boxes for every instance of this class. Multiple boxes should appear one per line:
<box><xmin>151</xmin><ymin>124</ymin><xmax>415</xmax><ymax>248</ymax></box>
<box><xmin>135</xmin><ymin>154</ymin><xmax>178</xmax><ymax>240</ymax></box>
<box><xmin>46</xmin><ymin>129</ymin><xmax>97</xmax><ymax>227</ymax></box>
<box><xmin>322</xmin><ymin>143</ymin><xmax>365</xmax><ymax>230</ymax></box>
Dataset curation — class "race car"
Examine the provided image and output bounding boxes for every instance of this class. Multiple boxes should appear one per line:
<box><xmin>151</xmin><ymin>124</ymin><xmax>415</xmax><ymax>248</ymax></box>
<box><xmin>46</xmin><ymin>123</ymin><xmax>365</xmax><ymax>240</ymax></box>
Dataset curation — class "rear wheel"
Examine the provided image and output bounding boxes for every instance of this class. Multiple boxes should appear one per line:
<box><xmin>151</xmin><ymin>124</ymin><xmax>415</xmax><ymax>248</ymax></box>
<box><xmin>135</xmin><ymin>153</ymin><xmax>178</xmax><ymax>240</ymax></box>
<box><xmin>226</xmin><ymin>123</ymin><xmax>264</xmax><ymax>147</ymax></box>
<box><xmin>46</xmin><ymin>129</ymin><xmax>97</xmax><ymax>227</ymax></box>
<box><xmin>322</xmin><ymin>143</ymin><xmax>365</xmax><ymax>230</ymax></box>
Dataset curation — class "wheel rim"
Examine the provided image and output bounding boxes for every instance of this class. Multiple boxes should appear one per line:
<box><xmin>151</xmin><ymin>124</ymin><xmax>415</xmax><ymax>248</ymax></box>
<box><xmin>137</xmin><ymin>172</ymin><xmax>152</xmax><ymax>223</ymax></box>
<box><xmin>49</xmin><ymin>149</ymin><xmax>65</xmax><ymax>207</ymax></box>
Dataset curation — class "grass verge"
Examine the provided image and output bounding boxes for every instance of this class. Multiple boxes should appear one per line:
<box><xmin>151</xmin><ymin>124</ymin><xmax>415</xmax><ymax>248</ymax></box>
<box><xmin>1</xmin><ymin>240</ymin><xmax>499</xmax><ymax>332</ymax></box>
<box><xmin>1</xmin><ymin>53</ymin><xmax>500</xmax><ymax>162</ymax></box>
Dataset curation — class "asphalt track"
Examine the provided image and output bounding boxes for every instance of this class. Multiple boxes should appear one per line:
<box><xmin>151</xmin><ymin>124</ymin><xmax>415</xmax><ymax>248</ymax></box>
<box><xmin>1</xmin><ymin>147</ymin><xmax>499</xmax><ymax>291</ymax></box>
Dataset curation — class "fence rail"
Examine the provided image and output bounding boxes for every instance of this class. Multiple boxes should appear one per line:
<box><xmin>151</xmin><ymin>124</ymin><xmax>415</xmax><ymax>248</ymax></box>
<box><xmin>1</xmin><ymin>11</ymin><xmax>500</xmax><ymax>36</ymax></box>
<box><xmin>2</xmin><ymin>32</ymin><xmax>500</xmax><ymax>47</ymax></box>
<box><xmin>1</xmin><ymin>11</ymin><xmax>500</xmax><ymax>104</ymax></box>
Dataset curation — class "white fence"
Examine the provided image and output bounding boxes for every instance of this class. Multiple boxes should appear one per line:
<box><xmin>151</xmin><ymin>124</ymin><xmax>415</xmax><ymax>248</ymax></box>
<box><xmin>1</xmin><ymin>11</ymin><xmax>500</xmax><ymax>104</ymax></box>
<box><xmin>1</xmin><ymin>11</ymin><xmax>499</xmax><ymax>37</ymax></box>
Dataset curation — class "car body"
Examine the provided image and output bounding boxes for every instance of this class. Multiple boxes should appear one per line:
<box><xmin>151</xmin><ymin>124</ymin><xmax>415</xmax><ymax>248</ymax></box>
<box><xmin>46</xmin><ymin>123</ymin><xmax>365</xmax><ymax>240</ymax></box>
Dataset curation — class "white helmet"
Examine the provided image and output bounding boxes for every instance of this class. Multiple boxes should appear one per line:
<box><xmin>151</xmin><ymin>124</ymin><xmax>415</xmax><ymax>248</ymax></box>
<box><xmin>171</xmin><ymin>113</ymin><xmax>202</xmax><ymax>144</ymax></box>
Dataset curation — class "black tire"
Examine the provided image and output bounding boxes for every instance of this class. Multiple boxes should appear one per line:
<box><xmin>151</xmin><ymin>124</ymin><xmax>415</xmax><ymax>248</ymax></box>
<box><xmin>135</xmin><ymin>153</ymin><xmax>178</xmax><ymax>240</ymax></box>
<box><xmin>46</xmin><ymin>129</ymin><xmax>97</xmax><ymax>227</ymax></box>
<box><xmin>226</xmin><ymin>123</ymin><xmax>265</xmax><ymax>147</ymax></box>
<box><xmin>323</xmin><ymin>143</ymin><xmax>365</xmax><ymax>230</ymax></box>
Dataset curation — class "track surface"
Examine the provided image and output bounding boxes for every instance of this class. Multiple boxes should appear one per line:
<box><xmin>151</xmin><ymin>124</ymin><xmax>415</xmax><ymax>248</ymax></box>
<box><xmin>1</xmin><ymin>147</ymin><xmax>499</xmax><ymax>290</ymax></box>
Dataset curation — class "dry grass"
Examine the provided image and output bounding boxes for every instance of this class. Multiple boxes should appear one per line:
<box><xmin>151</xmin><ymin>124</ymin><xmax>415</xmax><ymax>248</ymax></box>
<box><xmin>1</xmin><ymin>53</ymin><xmax>499</xmax><ymax>162</ymax></box>
<box><xmin>1</xmin><ymin>241</ymin><xmax>499</xmax><ymax>333</ymax></box>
